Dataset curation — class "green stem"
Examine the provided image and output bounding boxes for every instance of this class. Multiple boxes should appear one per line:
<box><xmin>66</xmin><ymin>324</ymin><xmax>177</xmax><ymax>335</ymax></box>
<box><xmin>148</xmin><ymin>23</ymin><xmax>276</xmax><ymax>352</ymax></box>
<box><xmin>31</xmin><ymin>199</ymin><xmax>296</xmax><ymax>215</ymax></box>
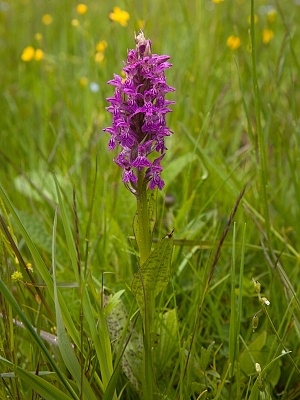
<box><xmin>136</xmin><ymin>169</ymin><xmax>151</xmax><ymax>265</ymax></box>
<box><xmin>136</xmin><ymin>169</ymin><xmax>155</xmax><ymax>399</ymax></box>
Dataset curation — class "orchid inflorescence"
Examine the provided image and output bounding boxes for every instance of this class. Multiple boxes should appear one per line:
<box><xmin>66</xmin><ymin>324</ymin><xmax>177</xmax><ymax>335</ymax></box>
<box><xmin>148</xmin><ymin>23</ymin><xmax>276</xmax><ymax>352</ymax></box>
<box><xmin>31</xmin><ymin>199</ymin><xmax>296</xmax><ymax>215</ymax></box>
<box><xmin>104</xmin><ymin>31</ymin><xmax>175</xmax><ymax>194</ymax></box>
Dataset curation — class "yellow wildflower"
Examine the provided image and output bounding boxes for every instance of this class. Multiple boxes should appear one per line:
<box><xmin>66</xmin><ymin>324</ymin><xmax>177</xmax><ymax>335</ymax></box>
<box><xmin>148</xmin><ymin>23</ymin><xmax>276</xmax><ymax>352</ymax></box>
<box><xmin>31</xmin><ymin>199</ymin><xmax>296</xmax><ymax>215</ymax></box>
<box><xmin>76</xmin><ymin>3</ymin><xmax>88</xmax><ymax>15</ymax></box>
<box><xmin>211</xmin><ymin>0</ymin><xmax>224</xmax><ymax>3</ymax></box>
<box><xmin>247</xmin><ymin>14</ymin><xmax>258</xmax><ymax>24</ymax></box>
<box><xmin>96</xmin><ymin>40</ymin><xmax>107</xmax><ymax>52</ymax></box>
<box><xmin>26</xmin><ymin>262</ymin><xmax>33</xmax><ymax>271</ymax></box>
<box><xmin>34</xmin><ymin>49</ymin><xmax>44</xmax><ymax>61</ymax></box>
<box><xmin>11</xmin><ymin>271</ymin><xmax>23</xmax><ymax>282</ymax></box>
<box><xmin>267</xmin><ymin>9</ymin><xmax>277</xmax><ymax>24</ymax></box>
<box><xmin>71</xmin><ymin>18</ymin><xmax>80</xmax><ymax>27</ymax></box>
<box><xmin>262</xmin><ymin>28</ymin><xmax>274</xmax><ymax>44</ymax></box>
<box><xmin>51</xmin><ymin>326</ymin><xmax>57</xmax><ymax>334</ymax></box>
<box><xmin>34</xmin><ymin>33</ymin><xmax>43</xmax><ymax>42</ymax></box>
<box><xmin>79</xmin><ymin>76</ymin><xmax>88</xmax><ymax>87</ymax></box>
<box><xmin>109</xmin><ymin>6</ymin><xmax>130</xmax><ymax>27</ymax></box>
<box><xmin>226</xmin><ymin>35</ymin><xmax>241</xmax><ymax>50</ymax></box>
<box><xmin>95</xmin><ymin>52</ymin><xmax>104</xmax><ymax>63</ymax></box>
<box><xmin>42</xmin><ymin>14</ymin><xmax>53</xmax><ymax>25</ymax></box>
<box><xmin>21</xmin><ymin>46</ymin><xmax>35</xmax><ymax>62</ymax></box>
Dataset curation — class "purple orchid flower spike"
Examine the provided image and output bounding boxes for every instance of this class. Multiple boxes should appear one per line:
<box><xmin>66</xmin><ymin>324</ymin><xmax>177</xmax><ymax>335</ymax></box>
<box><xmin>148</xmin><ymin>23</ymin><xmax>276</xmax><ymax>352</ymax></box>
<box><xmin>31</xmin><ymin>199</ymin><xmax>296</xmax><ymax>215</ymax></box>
<box><xmin>104</xmin><ymin>31</ymin><xmax>175</xmax><ymax>194</ymax></box>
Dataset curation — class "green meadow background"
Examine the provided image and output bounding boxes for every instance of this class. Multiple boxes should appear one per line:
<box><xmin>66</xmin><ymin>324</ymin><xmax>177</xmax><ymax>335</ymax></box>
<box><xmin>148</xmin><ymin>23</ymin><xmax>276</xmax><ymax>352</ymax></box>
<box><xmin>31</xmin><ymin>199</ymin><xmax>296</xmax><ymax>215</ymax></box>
<box><xmin>0</xmin><ymin>0</ymin><xmax>300</xmax><ymax>399</ymax></box>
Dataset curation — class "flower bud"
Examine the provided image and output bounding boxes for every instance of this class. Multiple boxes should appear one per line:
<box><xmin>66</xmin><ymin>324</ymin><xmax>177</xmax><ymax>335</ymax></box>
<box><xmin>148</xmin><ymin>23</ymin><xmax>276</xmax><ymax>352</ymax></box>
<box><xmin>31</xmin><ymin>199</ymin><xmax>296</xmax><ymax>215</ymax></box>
<box><xmin>255</xmin><ymin>363</ymin><xmax>265</xmax><ymax>392</ymax></box>
<box><xmin>135</xmin><ymin>30</ymin><xmax>152</xmax><ymax>57</ymax></box>
<box><xmin>252</xmin><ymin>314</ymin><xmax>259</xmax><ymax>332</ymax></box>
<box><xmin>252</xmin><ymin>278</ymin><xmax>261</xmax><ymax>294</ymax></box>
<box><xmin>255</xmin><ymin>363</ymin><xmax>261</xmax><ymax>374</ymax></box>
<box><xmin>259</xmin><ymin>296</ymin><xmax>270</xmax><ymax>306</ymax></box>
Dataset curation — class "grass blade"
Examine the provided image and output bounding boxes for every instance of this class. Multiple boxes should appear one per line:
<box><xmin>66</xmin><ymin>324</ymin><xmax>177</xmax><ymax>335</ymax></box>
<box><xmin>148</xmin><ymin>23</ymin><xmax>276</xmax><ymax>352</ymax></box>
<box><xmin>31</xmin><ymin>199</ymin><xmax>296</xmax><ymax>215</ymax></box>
<box><xmin>0</xmin><ymin>278</ymin><xmax>78</xmax><ymax>399</ymax></box>
<box><xmin>54</xmin><ymin>176</ymin><xmax>116</xmax><ymax>397</ymax></box>
<box><xmin>52</xmin><ymin>207</ymin><xmax>98</xmax><ymax>400</ymax></box>
<box><xmin>0</xmin><ymin>357</ymin><xmax>72</xmax><ymax>400</ymax></box>
<box><xmin>0</xmin><ymin>184</ymin><xmax>80</xmax><ymax>348</ymax></box>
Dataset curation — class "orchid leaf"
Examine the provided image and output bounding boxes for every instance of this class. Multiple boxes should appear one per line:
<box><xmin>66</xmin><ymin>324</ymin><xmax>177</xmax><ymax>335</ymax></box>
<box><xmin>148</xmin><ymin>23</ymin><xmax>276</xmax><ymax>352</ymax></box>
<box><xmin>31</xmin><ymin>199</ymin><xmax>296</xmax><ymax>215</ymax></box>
<box><xmin>131</xmin><ymin>230</ymin><xmax>174</xmax><ymax>311</ymax></box>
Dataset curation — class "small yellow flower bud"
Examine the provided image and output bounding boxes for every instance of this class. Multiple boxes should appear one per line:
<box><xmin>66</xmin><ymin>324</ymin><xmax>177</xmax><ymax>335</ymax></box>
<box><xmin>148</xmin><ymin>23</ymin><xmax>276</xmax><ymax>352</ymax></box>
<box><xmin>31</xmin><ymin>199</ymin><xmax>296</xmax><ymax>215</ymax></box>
<box><xmin>34</xmin><ymin>33</ymin><xmax>43</xmax><ymax>42</ymax></box>
<box><xmin>76</xmin><ymin>3</ymin><xmax>88</xmax><ymax>15</ymax></box>
<box><xmin>71</xmin><ymin>19</ymin><xmax>80</xmax><ymax>27</ymax></box>
<box><xmin>42</xmin><ymin>14</ymin><xmax>53</xmax><ymax>26</ymax></box>
<box><xmin>34</xmin><ymin>49</ymin><xmax>44</xmax><ymax>61</ymax></box>
<box><xmin>226</xmin><ymin>35</ymin><xmax>241</xmax><ymax>50</ymax></box>
<box><xmin>96</xmin><ymin>40</ymin><xmax>108</xmax><ymax>53</ymax></box>
<box><xmin>79</xmin><ymin>76</ymin><xmax>88</xmax><ymax>87</ymax></box>
<box><xmin>262</xmin><ymin>29</ymin><xmax>274</xmax><ymax>45</ymax></box>
<box><xmin>26</xmin><ymin>262</ymin><xmax>33</xmax><ymax>271</ymax></box>
<box><xmin>95</xmin><ymin>52</ymin><xmax>104</xmax><ymax>63</ymax></box>
<box><xmin>109</xmin><ymin>6</ymin><xmax>130</xmax><ymax>27</ymax></box>
<box><xmin>11</xmin><ymin>271</ymin><xmax>23</xmax><ymax>282</ymax></box>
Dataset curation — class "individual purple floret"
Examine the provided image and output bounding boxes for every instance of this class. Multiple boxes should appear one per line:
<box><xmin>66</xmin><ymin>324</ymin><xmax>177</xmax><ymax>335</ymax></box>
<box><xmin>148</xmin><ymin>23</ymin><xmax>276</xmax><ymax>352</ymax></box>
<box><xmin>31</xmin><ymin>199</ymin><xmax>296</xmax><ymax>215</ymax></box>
<box><xmin>103</xmin><ymin>31</ymin><xmax>175</xmax><ymax>194</ymax></box>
